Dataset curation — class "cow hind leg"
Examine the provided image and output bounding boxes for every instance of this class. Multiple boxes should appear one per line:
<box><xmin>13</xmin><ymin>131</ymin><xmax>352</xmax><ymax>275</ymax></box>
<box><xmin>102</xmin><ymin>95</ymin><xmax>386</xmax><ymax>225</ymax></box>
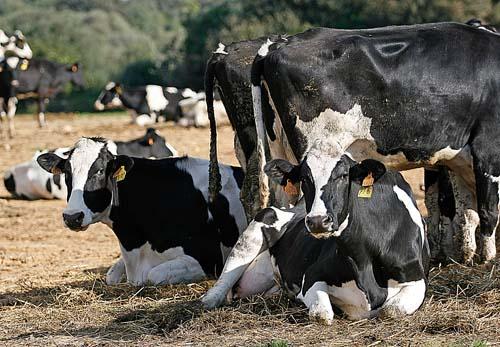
<box><xmin>106</xmin><ymin>258</ymin><xmax>126</xmax><ymax>285</ymax></box>
<box><xmin>202</xmin><ymin>207</ymin><xmax>293</xmax><ymax>309</ymax></box>
<box><xmin>37</xmin><ymin>98</ymin><xmax>47</xmax><ymax>127</ymax></box>
<box><xmin>146</xmin><ymin>255</ymin><xmax>206</xmax><ymax>285</ymax></box>
<box><xmin>232</xmin><ymin>250</ymin><xmax>275</xmax><ymax>299</ymax></box>
<box><xmin>7</xmin><ymin>97</ymin><xmax>17</xmax><ymax>138</ymax></box>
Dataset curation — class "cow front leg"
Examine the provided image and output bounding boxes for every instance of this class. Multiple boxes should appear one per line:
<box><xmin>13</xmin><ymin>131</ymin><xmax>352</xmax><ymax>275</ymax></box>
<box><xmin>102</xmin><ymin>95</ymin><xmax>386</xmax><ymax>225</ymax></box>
<box><xmin>0</xmin><ymin>98</ymin><xmax>6</xmax><ymax>139</ymax></box>
<box><xmin>7</xmin><ymin>97</ymin><xmax>17</xmax><ymax>138</ymax></box>
<box><xmin>424</xmin><ymin>169</ymin><xmax>445</xmax><ymax>262</ymax></box>
<box><xmin>147</xmin><ymin>255</ymin><xmax>206</xmax><ymax>285</ymax></box>
<box><xmin>300</xmin><ymin>281</ymin><xmax>334</xmax><ymax>325</ymax></box>
<box><xmin>202</xmin><ymin>207</ymin><xmax>293</xmax><ymax>309</ymax></box>
<box><xmin>381</xmin><ymin>279</ymin><xmax>426</xmax><ymax>317</ymax></box>
<box><xmin>106</xmin><ymin>257</ymin><xmax>126</xmax><ymax>285</ymax></box>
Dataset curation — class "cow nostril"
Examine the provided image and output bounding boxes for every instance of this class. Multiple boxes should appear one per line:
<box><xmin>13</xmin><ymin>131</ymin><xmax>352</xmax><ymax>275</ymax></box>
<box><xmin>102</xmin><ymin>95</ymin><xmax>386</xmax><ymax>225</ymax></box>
<box><xmin>324</xmin><ymin>214</ymin><xmax>333</xmax><ymax>225</ymax></box>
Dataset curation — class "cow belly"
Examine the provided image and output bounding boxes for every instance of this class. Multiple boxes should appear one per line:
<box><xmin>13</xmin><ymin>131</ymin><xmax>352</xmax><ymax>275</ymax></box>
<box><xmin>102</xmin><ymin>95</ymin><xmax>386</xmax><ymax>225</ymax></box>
<box><xmin>119</xmin><ymin>243</ymin><xmax>206</xmax><ymax>285</ymax></box>
<box><xmin>347</xmin><ymin>140</ymin><xmax>475</xmax><ymax>191</ymax></box>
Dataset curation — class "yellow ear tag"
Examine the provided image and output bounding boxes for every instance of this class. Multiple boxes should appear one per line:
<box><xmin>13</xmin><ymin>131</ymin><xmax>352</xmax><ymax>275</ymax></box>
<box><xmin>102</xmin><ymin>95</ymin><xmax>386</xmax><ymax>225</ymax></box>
<box><xmin>148</xmin><ymin>138</ymin><xmax>154</xmax><ymax>146</ymax></box>
<box><xmin>51</xmin><ymin>167</ymin><xmax>62</xmax><ymax>175</ymax></box>
<box><xmin>358</xmin><ymin>186</ymin><xmax>373</xmax><ymax>198</ymax></box>
<box><xmin>20</xmin><ymin>59</ymin><xmax>29</xmax><ymax>70</ymax></box>
<box><xmin>113</xmin><ymin>166</ymin><xmax>126</xmax><ymax>182</ymax></box>
<box><xmin>359</xmin><ymin>172</ymin><xmax>374</xmax><ymax>198</ymax></box>
<box><xmin>283</xmin><ymin>179</ymin><xmax>299</xmax><ymax>197</ymax></box>
<box><xmin>115</xmin><ymin>86</ymin><xmax>123</xmax><ymax>95</ymax></box>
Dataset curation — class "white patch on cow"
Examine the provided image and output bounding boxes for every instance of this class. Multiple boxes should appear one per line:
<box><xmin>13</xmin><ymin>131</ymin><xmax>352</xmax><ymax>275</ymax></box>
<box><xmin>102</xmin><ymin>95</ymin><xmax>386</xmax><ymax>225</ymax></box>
<box><xmin>393</xmin><ymin>185</ymin><xmax>425</xmax><ymax>246</ymax></box>
<box><xmin>383</xmin><ymin>279</ymin><xmax>426</xmax><ymax>315</ymax></box>
<box><xmin>118</xmin><ymin>243</ymin><xmax>205</xmax><ymax>286</ymax></box>
<box><xmin>252</xmin><ymin>84</ymin><xmax>270</xmax><ymax>208</ymax></box>
<box><xmin>145</xmin><ymin>85</ymin><xmax>168</xmax><ymax>112</ymax></box>
<box><xmin>214</xmin><ymin>43</ymin><xmax>228</xmax><ymax>55</ymax></box>
<box><xmin>135</xmin><ymin>114</ymin><xmax>155</xmax><ymax>127</ymax></box>
<box><xmin>0</xmin><ymin>30</ymin><xmax>8</xmax><ymax>45</ymax></box>
<box><xmin>94</xmin><ymin>100</ymin><xmax>105</xmax><ymax>111</ymax></box>
<box><xmin>305</xmin><ymin>152</ymin><xmax>339</xmax><ymax>220</ymax></box>
<box><xmin>298</xmin><ymin>281</ymin><xmax>334</xmax><ymax>325</ymax></box>
<box><xmin>106</xmin><ymin>140</ymin><xmax>118</xmax><ymax>155</ymax></box>
<box><xmin>65</xmin><ymin>138</ymin><xmax>107</xmax><ymax>228</ymax></box>
<box><xmin>328</xmin><ymin>280</ymin><xmax>372</xmax><ymax>320</ymax></box>
<box><xmin>481</xmin><ymin>173</ymin><xmax>500</xmax><ymax>261</ymax></box>
<box><xmin>165</xmin><ymin>142</ymin><xmax>178</xmax><ymax>156</ymax></box>
<box><xmin>332</xmin><ymin>214</ymin><xmax>349</xmax><ymax>237</ymax></box>
<box><xmin>258</xmin><ymin>39</ymin><xmax>274</xmax><ymax>57</ymax></box>
<box><xmin>105</xmin><ymin>82</ymin><xmax>116</xmax><ymax>90</ymax></box>
<box><xmin>181</xmin><ymin>88</ymin><xmax>198</xmax><ymax>99</ymax></box>
<box><xmin>165</xmin><ymin>87</ymin><xmax>178</xmax><ymax>93</ymax></box>
<box><xmin>110</xmin><ymin>96</ymin><xmax>122</xmax><ymax>108</ymax></box>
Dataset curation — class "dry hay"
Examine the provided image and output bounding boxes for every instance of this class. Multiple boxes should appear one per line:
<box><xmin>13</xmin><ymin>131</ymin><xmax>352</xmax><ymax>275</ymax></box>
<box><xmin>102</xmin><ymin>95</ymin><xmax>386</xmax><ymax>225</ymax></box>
<box><xmin>0</xmin><ymin>114</ymin><xmax>498</xmax><ymax>346</ymax></box>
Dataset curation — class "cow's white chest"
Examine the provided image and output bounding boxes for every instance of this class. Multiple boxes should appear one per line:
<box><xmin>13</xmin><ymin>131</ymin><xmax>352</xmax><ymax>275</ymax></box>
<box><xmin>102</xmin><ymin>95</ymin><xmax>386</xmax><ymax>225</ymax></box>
<box><xmin>119</xmin><ymin>242</ymin><xmax>185</xmax><ymax>285</ymax></box>
<box><xmin>145</xmin><ymin>85</ymin><xmax>168</xmax><ymax>112</ymax></box>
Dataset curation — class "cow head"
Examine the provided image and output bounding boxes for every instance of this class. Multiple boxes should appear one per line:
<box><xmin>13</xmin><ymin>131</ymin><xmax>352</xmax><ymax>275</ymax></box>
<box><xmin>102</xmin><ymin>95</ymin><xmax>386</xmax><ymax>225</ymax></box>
<box><xmin>37</xmin><ymin>138</ymin><xmax>133</xmax><ymax>231</ymax></box>
<box><xmin>67</xmin><ymin>62</ymin><xmax>85</xmax><ymax>89</ymax></box>
<box><xmin>94</xmin><ymin>82</ymin><xmax>123</xmax><ymax>111</ymax></box>
<box><xmin>265</xmin><ymin>155</ymin><xmax>386</xmax><ymax>236</ymax></box>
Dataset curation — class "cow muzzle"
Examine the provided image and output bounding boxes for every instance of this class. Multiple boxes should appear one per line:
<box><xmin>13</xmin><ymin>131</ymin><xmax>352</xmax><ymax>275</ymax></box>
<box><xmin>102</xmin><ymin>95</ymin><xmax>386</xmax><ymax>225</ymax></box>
<box><xmin>63</xmin><ymin>211</ymin><xmax>87</xmax><ymax>231</ymax></box>
<box><xmin>305</xmin><ymin>214</ymin><xmax>334</xmax><ymax>237</ymax></box>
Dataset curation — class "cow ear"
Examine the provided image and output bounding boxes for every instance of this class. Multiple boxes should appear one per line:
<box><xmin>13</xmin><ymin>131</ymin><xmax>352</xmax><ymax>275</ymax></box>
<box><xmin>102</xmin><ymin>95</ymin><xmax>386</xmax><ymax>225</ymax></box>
<box><xmin>37</xmin><ymin>153</ymin><xmax>66</xmax><ymax>175</ymax></box>
<box><xmin>111</xmin><ymin>155</ymin><xmax>134</xmax><ymax>182</ymax></box>
<box><xmin>264</xmin><ymin>159</ymin><xmax>300</xmax><ymax>186</ymax></box>
<box><xmin>349</xmin><ymin>159</ymin><xmax>386</xmax><ymax>186</ymax></box>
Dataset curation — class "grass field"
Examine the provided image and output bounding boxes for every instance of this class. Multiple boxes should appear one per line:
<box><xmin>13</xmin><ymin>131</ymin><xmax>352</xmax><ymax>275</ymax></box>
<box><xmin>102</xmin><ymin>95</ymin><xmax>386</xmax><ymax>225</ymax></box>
<box><xmin>0</xmin><ymin>113</ymin><xmax>498</xmax><ymax>346</ymax></box>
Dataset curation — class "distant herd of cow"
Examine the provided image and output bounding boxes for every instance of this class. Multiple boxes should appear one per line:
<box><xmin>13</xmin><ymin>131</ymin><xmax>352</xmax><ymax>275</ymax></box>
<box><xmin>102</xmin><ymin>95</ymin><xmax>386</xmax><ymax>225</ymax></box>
<box><xmin>2</xmin><ymin>19</ymin><xmax>499</xmax><ymax>324</ymax></box>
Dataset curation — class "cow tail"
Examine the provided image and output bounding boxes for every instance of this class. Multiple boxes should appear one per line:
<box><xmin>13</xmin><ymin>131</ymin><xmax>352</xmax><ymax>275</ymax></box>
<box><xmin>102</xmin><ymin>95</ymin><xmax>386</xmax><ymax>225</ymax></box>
<box><xmin>251</xmin><ymin>51</ymin><xmax>270</xmax><ymax>209</ymax></box>
<box><xmin>205</xmin><ymin>56</ymin><xmax>222</xmax><ymax>202</ymax></box>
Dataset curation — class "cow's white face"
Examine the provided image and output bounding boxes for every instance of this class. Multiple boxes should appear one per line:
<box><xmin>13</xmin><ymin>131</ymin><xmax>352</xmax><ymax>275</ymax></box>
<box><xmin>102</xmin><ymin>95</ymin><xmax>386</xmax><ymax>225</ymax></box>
<box><xmin>37</xmin><ymin>138</ymin><xmax>133</xmax><ymax>231</ymax></box>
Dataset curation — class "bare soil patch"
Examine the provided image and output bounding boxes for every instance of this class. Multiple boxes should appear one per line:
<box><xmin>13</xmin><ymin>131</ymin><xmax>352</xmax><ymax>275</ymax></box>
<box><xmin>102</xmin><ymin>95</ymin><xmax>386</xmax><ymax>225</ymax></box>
<box><xmin>0</xmin><ymin>114</ymin><xmax>498</xmax><ymax>346</ymax></box>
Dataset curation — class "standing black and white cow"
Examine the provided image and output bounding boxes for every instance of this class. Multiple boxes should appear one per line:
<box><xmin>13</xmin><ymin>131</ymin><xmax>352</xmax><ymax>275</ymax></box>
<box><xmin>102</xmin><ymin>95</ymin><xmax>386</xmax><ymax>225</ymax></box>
<box><xmin>205</xmin><ymin>37</ymin><xmax>287</xmax><ymax>221</ymax></box>
<box><xmin>0</xmin><ymin>29</ymin><xmax>32</xmax><ymax>138</ymax></box>
<box><xmin>15</xmin><ymin>58</ymin><xmax>84</xmax><ymax>127</ymax></box>
<box><xmin>249</xmin><ymin>23</ymin><xmax>500</xmax><ymax>261</ymax></box>
<box><xmin>4</xmin><ymin>128</ymin><xmax>177</xmax><ymax>200</ymax></box>
<box><xmin>37</xmin><ymin>137</ymin><xmax>247</xmax><ymax>285</ymax></box>
<box><xmin>94</xmin><ymin>82</ymin><xmax>198</xmax><ymax>126</ymax></box>
<box><xmin>203</xmin><ymin>157</ymin><xmax>429</xmax><ymax>323</ymax></box>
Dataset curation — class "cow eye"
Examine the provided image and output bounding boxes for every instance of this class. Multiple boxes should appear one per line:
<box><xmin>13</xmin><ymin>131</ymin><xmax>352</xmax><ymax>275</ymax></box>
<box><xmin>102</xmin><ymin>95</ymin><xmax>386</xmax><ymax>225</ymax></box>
<box><xmin>96</xmin><ymin>168</ymin><xmax>105</xmax><ymax>176</ymax></box>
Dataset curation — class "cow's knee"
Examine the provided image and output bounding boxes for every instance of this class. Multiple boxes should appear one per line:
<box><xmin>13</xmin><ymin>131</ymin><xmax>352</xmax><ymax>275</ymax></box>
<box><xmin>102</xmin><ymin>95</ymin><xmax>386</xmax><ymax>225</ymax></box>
<box><xmin>382</xmin><ymin>279</ymin><xmax>426</xmax><ymax>317</ymax></box>
<box><xmin>147</xmin><ymin>256</ymin><xmax>205</xmax><ymax>285</ymax></box>
<box><xmin>302</xmin><ymin>283</ymin><xmax>334</xmax><ymax>325</ymax></box>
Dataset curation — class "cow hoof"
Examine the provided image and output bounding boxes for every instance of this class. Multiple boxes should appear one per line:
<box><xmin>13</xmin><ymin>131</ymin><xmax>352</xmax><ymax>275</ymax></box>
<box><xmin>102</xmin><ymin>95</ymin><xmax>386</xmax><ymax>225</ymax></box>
<box><xmin>201</xmin><ymin>291</ymin><xmax>226</xmax><ymax>310</ymax></box>
<box><xmin>308</xmin><ymin>308</ymin><xmax>334</xmax><ymax>325</ymax></box>
<box><xmin>480</xmin><ymin>235</ymin><xmax>496</xmax><ymax>263</ymax></box>
<box><xmin>379</xmin><ymin>305</ymin><xmax>405</xmax><ymax>319</ymax></box>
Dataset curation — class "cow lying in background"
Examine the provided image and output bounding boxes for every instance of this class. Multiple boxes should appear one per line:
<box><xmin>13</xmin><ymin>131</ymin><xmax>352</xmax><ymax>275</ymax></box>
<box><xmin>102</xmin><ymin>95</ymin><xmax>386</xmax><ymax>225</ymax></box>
<box><xmin>4</xmin><ymin>128</ymin><xmax>176</xmax><ymax>200</ymax></box>
<box><xmin>177</xmin><ymin>92</ymin><xmax>229</xmax><ymax>128</ymax></box>
<box><xmin>16</xmin><ymin>58</ymin><xmax>85</xmax><ymax>127</ymax></box>
<box><xmin>203</xmin><ymin>157</ymin><xmax>429</xmax><ymax>323</ymax></box>
<box><xmin>94</xmin><ymin>82</ymin><xmax>198</xmax><ymax>126</ymax></box>
<box><xmin>37</xmin><ymin>137</ymin><xmax>247</xmax><ymax>285</ymax></box>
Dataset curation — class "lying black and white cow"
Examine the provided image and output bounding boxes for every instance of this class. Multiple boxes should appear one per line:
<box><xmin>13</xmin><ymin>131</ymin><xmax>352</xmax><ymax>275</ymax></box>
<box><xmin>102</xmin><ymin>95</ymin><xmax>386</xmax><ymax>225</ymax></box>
<box><xmin>4</xmin><ymin>128</ymin><xmax>177</xmax><ymax>200</ymax></box>
<box><xmin>37</xmin><ymin>137</ymin><xmax>246</xmax><ymax>285</ymax></box>
<box><xmin>94</xmin><ymin>82</ymin><xmax>198</xmax><ymax>126</ymax></box>
<box><xmin>177</xmin><ymin>91</ymin><xmax>229</xmax><ymax>128</ymax></box>
<box><xmin>0</xmin><ymin>29</ymin><xmax>32</xmax><ymax>138</ymax></box>
<box><xmin>203</xmin><ymin>157</ymin><xmax>429</xmax><ymax>323</ymax></box>
<box><xmin>250</xmin><ymin>23</ymin><xmax>500</xmax><ymax>261</ymax></box>
<box><xmin>16</xmin><ymin>58</ymin><xmax>84</xmax><ymax>127</ymax></box>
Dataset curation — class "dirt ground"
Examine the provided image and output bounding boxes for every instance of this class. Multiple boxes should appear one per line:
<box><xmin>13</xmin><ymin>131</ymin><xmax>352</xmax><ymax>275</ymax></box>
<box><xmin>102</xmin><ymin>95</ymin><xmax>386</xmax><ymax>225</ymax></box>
<box><xmin>0</xmin><ymin>113</ymin><xmax>498</xmax><ymax>346</ymax></box>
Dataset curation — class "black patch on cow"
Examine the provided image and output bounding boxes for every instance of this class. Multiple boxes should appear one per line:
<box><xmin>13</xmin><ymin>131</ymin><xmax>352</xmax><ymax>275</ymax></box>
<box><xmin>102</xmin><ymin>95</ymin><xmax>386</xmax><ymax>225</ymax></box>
<box><xmin>115</xmin><ymin>128</ymin><xmax>173</xmax><ymax>159</ymax></box>
<box><xmin>230</xmin><ymin>166</ymin><xmax>244</xmax><ymax>190</ymax></box>
<box><xmin>82</xmin><ymin>146</ymin><xmax>114</xmax><ymax>213</ymax></box>
<box><xmin>45</xmin><ymin>178</ymin><xmax>52</xmax><ymax>193</ymax></box>
<box><xmin>254</xmin><ymin>208</ymin><xmax>278</xmax><ymax>225</ymax></box>
<box><xmin>53</xmin><ymin>174</ymin><xmax>62</xmax><ymax>189</ymax></box>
